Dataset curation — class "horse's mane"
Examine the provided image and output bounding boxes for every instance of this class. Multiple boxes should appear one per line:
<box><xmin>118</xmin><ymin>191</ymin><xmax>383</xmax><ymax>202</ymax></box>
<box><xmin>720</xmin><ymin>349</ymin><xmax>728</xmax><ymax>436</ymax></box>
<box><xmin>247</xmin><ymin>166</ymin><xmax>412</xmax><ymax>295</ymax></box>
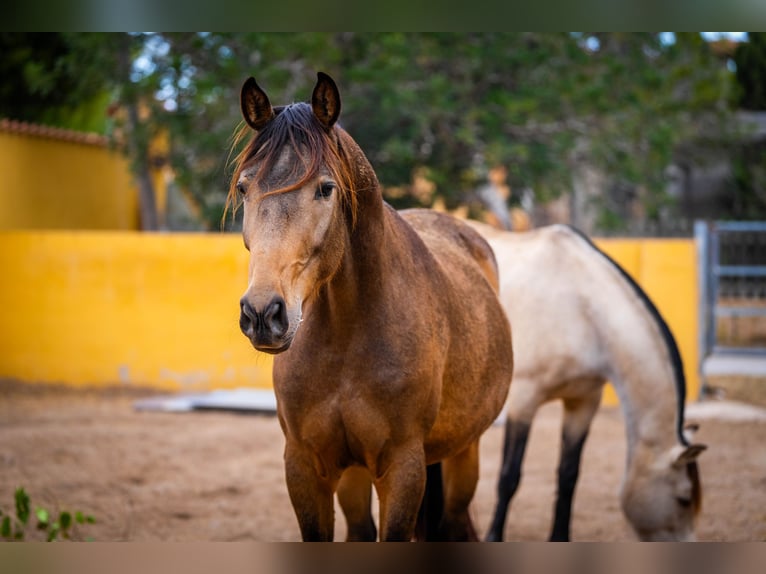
<box><xmin>225</xmin><ymin>102</ymin><xmax>358</xmax><ymax>225</ymax></box>
<box><xmin>564</xmin><ymin>224</ymin><xmax>703</xmax><ymax>514</ymax></box>
<box><xmin>563</xmin><ymin>225</ymin><xmax>689</xmax><ymax>447</ymax></box>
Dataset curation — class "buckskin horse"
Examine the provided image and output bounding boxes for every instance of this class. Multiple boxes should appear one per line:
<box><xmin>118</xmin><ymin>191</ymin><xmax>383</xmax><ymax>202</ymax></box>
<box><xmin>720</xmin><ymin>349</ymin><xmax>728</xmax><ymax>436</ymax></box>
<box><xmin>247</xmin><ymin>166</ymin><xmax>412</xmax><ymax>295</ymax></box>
<box><xmin>227</xmin><ymin>73</ymin><xmax>513</xmax><ymax>541</ymax></box>
<box><xmin>467</xmin><ymin>221</ymin><xmax>706</xmax><ymax>541</ymax></box>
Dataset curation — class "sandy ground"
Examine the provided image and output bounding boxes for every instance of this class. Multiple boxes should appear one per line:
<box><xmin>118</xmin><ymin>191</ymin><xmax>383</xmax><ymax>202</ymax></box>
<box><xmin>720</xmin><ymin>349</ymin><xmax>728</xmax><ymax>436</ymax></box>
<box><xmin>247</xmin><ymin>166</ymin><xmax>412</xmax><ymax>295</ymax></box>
<box><xmin>1</xmin><ymin>380</ymin><xmax>764</xmax><ymax>542</ymax></box>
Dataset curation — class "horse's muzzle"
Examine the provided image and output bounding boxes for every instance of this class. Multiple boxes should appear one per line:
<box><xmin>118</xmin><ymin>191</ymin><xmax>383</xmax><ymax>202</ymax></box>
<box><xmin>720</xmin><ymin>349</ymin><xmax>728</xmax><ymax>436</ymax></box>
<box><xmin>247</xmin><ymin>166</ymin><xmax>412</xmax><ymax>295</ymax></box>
<box><xmin>239</xmin><ymin>295</ymin><xmax>292</xmax><ymax>353</ymax></box>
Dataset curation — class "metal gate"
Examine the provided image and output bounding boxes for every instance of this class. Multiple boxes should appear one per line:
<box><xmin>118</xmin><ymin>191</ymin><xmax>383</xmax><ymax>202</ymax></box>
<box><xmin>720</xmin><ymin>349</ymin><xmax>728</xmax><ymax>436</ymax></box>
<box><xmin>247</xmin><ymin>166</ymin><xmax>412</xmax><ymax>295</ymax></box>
<box><xmin>696</xmin><ymin>221</ymin><xmax>766</xmax><ymax>391</ymax></box>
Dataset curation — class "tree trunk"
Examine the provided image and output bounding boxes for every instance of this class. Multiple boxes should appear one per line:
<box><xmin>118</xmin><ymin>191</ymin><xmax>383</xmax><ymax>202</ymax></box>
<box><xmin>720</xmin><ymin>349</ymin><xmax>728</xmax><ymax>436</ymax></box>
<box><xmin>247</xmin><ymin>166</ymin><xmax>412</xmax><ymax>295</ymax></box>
<box><xmin>117</xmin><ymin>34</ymin><xmax>159</xmax><ymax>231</ymax></box>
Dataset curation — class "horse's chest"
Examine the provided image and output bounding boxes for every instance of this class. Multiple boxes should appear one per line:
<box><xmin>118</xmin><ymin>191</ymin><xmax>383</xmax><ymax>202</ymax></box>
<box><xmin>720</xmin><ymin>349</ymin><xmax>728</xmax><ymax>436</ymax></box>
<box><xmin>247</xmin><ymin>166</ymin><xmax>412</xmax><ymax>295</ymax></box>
<box><xmin>273</xmin><ymin>338</ymin><xmax>441</xmax><ymax>470</ymax></box>
<box><xmin>278</xmin><ymin>393</ymin><xmax>393</xmax><ymax>470</ymax></box>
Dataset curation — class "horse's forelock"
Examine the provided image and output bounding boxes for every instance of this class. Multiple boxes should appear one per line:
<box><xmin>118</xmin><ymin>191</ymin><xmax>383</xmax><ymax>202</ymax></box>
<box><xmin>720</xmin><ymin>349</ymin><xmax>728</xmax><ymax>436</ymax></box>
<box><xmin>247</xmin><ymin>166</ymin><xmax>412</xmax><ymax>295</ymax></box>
<box><xmin>225</xmin><ymin>103</ymin><xmax>357</xmax><ymax>225</ymax></box>
<box><xmin>687</xmin><ymin>460</ymin><xmax>702</xmax><ymax>516</ymax></box>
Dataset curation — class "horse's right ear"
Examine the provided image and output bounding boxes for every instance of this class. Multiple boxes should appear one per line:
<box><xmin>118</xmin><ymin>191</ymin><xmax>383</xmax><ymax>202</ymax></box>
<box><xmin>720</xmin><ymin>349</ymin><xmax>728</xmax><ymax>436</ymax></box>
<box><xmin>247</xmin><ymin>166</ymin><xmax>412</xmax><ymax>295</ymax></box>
<box><xmin>241</xmin><ymin>77</ymin><xmax>274</xmax><ymax>131</ymax></box>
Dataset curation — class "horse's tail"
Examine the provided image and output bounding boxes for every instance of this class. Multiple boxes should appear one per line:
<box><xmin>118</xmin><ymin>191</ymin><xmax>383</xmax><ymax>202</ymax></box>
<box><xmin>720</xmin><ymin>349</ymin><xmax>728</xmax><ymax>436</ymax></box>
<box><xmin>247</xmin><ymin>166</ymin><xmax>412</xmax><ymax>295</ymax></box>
<box><xmin>415</xmin><ymin>463</ymin><xmax>444</xmax><ymax>541</ymax></box>
<box><xmin>413</xmin><ymin>462</ymin><xmax>479</xmax><ymax>541</ymax></box>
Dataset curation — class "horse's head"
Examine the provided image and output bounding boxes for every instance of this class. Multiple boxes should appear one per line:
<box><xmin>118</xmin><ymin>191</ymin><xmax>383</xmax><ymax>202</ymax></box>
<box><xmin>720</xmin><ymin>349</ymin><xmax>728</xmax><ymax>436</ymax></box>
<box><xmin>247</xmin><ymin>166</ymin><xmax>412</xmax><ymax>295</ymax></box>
<box><xmin>229</xmin><ymin>72</ymin><xmax>354</xmax><ymax>354</ymax></box>
<box><xmin>620</xmin><ymin>441</ymin><xmax>706</xmax><ymax>541</ymax></box>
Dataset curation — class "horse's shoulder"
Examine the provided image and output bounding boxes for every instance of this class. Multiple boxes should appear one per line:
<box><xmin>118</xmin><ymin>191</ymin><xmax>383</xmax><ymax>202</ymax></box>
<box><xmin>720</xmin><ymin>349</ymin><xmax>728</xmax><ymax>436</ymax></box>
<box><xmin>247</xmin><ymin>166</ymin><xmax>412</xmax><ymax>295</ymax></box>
<box><xmin>399</xmin><ymin>208</ymin><xmax>498</xmax><ymax>290</ymax></box>
<box><xmin>399</xmin><ymin>208</ymin><xmax>499</xmax><ymax>278</ymax></box>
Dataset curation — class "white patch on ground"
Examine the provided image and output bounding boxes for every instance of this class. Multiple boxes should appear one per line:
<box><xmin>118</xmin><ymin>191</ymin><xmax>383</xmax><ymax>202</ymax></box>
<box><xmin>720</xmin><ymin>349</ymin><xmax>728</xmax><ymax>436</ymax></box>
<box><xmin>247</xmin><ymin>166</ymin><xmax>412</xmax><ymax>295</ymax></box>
<box><xmin>685</xmin><ymin>400</ymin><xmax>766</xmax><ymax>423</ymax></box>
<box><xmin>134</xmin><ymin>388</ymin><xmax>277</xmax><ymax>413</ymax></box>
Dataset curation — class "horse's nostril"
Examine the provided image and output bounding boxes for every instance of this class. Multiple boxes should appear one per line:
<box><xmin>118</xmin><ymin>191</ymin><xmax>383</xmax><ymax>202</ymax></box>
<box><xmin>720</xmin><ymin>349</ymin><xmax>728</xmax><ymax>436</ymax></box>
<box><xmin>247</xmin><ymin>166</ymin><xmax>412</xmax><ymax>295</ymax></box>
<box><xmin>240</xmin><ymin>298</ymin><xmax>257</xmax><ymax>321</ymax></box>
<box><xmin>263</xmin><ymin>297</ymin><xmax>288</xmax><ymax>337</ymax></box>
<box><xmin>240</xmin><ymin>298</ymin><xmax>259</xmax><ymax>334</ymax></box>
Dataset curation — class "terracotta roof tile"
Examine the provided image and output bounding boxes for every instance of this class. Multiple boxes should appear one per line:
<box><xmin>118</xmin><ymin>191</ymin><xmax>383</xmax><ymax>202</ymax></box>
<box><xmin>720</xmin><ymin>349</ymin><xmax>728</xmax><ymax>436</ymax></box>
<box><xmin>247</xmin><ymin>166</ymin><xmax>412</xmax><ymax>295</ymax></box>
<box><xmin>0</xmin><ymin>118</ymin><xmax>109</xmax><ymax>147</ymax></box>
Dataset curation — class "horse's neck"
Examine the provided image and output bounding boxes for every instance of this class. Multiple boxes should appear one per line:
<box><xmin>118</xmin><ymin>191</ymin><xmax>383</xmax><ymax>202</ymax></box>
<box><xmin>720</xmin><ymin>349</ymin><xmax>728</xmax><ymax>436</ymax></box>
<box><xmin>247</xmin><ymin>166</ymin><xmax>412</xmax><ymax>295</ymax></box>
<box><xmin>607</xmin><ymin>312</ymin><xmax>681</xmax><ymax>458</ymax></box>
<box><xmin>311</xmin><ymin>131</ymin><xmax>389</xmax><ymax>326</ymax></box>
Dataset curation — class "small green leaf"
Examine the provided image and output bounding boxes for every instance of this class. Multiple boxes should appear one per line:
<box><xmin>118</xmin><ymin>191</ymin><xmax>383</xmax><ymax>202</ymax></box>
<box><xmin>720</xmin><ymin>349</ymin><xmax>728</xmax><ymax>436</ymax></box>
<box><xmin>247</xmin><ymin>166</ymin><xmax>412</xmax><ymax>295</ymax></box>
<box><xmin>15</xmin><ymin>487</ymin><xmax>30</xmax><ymax>525</ymax></box>
<box><xmin>75</xmin><ymin>511</ymin><xmax>85</xmax><ymax>524</ymax></box>
<box><xmin>47</xmin><ymin>523</ymin><xmax>60</xmax><ymax>542</ymax></box>
<box><xmin>85</xmin><ymin>515</ymin><xmax>96</xmax><ymax>524</ymax></box>
<box><xmin>59</xmin><ymin>511</ymin><xmax>72</xmax><ymax>530</ymax></box>
<box><xmin>1</xmin><ymin>515</ymin><xmax>11</xmax><ymax>538</ymax></box>
<box><xmin>36</xmin><ymin>508</ymin><xmax>49</xmax><ymax>524</ymax></box>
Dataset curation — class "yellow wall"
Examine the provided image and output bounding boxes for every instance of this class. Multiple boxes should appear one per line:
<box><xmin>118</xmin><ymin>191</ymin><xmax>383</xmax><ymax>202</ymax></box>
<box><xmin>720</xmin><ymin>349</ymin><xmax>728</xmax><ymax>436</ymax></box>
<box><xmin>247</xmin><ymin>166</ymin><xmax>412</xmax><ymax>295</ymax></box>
<box><xmin>0</xmin><ymin>232</ymin><xmax>272</xmax><ymax>391</ymax></box>
<box><xmin>596</xmin><ymin>239</ymin><xmax>699</xmax><ymax>405</ymax></box>
<box><xmin>0</xmin><ymin>232</ymin><xmax>699</xmax><ymax>401</ymax></box>
<box><xmin>0</xmin><ymin>130</ymin><xmax>140</xmax><ymax>230</ymax></box>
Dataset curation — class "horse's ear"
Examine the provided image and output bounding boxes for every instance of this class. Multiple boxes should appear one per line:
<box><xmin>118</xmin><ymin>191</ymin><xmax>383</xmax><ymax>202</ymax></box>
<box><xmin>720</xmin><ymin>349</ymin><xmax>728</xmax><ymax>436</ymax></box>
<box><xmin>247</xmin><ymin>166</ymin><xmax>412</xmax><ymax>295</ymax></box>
<box><xmin>241</xmin><ymin>77</ymin><xmax>274</xmax><ymax>131</ymax></box>
<box><xmin>311</xmin><ymin>72</ymin><xmax>341</xmax><ymax>129</ymax></box>
<box><xmin>672</xmin><ymin>444</ymin><xmax>707</xmax><ymax>468</ymax></box>
<box><xmin>683</xmin><ymin>423</ymin><xmax>700</xmax><ymax>443</ymax></box>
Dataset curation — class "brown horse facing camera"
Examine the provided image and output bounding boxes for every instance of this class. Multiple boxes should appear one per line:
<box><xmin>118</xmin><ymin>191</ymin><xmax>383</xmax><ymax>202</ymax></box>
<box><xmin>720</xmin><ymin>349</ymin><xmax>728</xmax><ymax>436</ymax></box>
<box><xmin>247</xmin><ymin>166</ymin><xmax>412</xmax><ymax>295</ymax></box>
<box><xmin>227</xmin><ymin>72</ymin><xmax>513</xmax><ymax>541</ymax></box>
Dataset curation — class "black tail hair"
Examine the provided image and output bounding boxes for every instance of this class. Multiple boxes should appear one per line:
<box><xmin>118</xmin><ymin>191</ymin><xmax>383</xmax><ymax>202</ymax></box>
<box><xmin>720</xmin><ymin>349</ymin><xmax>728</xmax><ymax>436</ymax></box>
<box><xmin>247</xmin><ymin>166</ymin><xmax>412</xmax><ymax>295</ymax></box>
<box><xmin>415</xmin><ymin>463</ymin><xmax>444</xmax><ymax>541</ymax></box>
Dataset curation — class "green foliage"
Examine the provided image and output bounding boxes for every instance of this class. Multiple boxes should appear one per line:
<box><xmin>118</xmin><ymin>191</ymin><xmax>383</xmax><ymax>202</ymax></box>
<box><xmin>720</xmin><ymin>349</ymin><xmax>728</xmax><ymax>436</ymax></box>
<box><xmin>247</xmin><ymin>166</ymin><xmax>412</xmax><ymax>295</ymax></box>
<box><xmin>0</xmin><ymin>487</ymin><xmax>96</xmax><ymax>542</ymax></box>
<box><xmin>729</xmin><ymin>140</ymin><xmax>766</xmax><ymax>219</ymax></box>
<box><xmin>734</xmin><ymin>33</ymin><xmax>766</xmax><ymax>110</ymax></box>
<box><xmin>0</xmin><ymin>33</ymin><xmax>117</xmax><ymax>133</ymax></box>
<box><xmin>0</xmin><ymin>33</ymin><xmax>737</xmax><ymax>230</ymax></box>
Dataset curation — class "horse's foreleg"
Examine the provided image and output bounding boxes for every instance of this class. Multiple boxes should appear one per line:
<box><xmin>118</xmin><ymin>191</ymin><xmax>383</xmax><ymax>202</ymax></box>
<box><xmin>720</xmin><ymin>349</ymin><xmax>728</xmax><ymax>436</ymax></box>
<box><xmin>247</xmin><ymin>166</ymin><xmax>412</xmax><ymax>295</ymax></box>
<box><xmin>374</xmin><ymin>446</ymin><xmax>427</xmax><ymax>541</ymax></box>
<box><xmin>284</xmin><ymin>442</ymin><xmax>336</xmax><ymax>541</ymax></box>
<box><xmin>485</xmin><ymin>417</ymin><xmax>531</xmax><ymax>541</ymax></box>
<box><xmin>337</xmin><ymin>466</ymin><xmax>377</xmax><ymax>541</ymax></box>
<box><xmin>439</xmin><ymin>441</ymin><xmax>480</xmax><ymax>541</ymax></box>
<box><xmin>549</xmin><ymin>387</ymin><xmax>603</xmax><ymax>542</ymax></box>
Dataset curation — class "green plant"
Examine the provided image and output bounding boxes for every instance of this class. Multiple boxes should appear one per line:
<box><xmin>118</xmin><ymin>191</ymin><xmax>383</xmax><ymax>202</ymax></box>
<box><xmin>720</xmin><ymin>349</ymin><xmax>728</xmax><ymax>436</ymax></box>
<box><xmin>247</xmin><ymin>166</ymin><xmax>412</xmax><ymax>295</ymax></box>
<box><xmin>0</xmin><ymin>487</ymin><xmax>95</xmax><ymax>541</ymax></box>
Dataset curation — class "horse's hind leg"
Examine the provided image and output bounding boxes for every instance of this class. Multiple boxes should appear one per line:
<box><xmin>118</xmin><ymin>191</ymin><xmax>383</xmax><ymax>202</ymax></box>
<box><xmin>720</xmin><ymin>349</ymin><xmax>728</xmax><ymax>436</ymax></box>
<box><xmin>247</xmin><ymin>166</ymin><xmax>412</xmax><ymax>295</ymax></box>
<box><xmin>549</xmin><ymin>386</ymin><xmax>603</xmax><ymax>541</ymax></box>
<box><xmin>485</xmin><ymin>416</ymin><xmax>532</xmax><ymax>541</ymax></box>
<box><xmin>337</xmin><ymin>466</ymin><xmax>377</xmax><ymax>541</ymax></box>
<box><xmin>438</xmin><ymin>441</ymin><xmax>481</xmax><ymax>541</ymax></box>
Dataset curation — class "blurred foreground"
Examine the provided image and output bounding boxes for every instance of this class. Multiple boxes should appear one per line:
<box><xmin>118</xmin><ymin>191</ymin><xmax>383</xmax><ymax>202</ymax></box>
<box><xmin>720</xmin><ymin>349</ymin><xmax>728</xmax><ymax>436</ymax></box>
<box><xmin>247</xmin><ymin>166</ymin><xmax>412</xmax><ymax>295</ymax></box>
<box><xmin>0</xmin><ymin>380</ymin><xmax>763</xmax><ymax>542</ymax></box>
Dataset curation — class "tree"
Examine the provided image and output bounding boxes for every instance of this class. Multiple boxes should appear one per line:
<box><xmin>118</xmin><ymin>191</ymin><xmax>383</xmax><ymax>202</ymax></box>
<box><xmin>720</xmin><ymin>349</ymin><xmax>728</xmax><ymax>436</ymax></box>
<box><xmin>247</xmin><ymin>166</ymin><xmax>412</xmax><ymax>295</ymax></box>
<box><xmin>0</xmin><ymin>33</ymin><xmax>115</xmax><ymax>133</ymax></box>
<box><xmin>0</xmin><ymin>33</ymin><xmax>162</xmax><ymax>230</ymax></box>
<box><xmin>734</xmin><ymin>33</ymin><xmax>766</xmax><ymax>110</ymax></box>
<box><xmin>1</xmin><ymin>33</ymin><xmax>735</xmax><ymax>232</ymax></box>
<box><xmin>332</xmin><ymin>33</ymin><xmax>731</xmax><ymax>231</ymax></box>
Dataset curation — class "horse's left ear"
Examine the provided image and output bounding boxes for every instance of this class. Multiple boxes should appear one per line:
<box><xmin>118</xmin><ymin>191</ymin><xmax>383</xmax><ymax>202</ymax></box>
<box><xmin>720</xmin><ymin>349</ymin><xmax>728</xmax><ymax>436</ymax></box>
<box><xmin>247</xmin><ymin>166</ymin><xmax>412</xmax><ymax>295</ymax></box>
<box><xmin>683</xmin><ymin>423</ymin><xmax>700</xmax><ymax>443</ymax></box>
<box><xmin>672</xmin><ymin>444</ymin><xmax>707</xmax><ymax>468</ymax></box>
<box><xmin>311</xmin><ymin>72</ymin><xmax>341</xmax><ymax>130</ymax></box>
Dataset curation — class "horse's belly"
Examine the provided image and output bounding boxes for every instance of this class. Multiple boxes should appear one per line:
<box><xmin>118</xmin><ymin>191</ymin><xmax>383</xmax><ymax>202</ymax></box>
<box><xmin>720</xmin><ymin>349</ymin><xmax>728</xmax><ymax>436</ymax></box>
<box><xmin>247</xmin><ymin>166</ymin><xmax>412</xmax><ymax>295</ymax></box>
<box><xmin>424</xmin><ymin>369</ymin><xmax>510</xmax><ymax>463</ymax></box>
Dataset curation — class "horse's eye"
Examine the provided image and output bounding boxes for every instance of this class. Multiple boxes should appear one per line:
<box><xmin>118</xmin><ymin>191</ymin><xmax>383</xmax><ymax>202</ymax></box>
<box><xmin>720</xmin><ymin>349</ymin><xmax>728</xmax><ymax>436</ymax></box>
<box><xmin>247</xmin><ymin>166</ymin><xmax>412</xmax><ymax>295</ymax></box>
<box><xmin>315</xmin><ymin>182</ymin><xmax>334</xmax><ymax>200</ymax></box>
<box><xmin>676</xmin><ymin>497</ymin><xmax>692</xmax><ymax>508</ymax></box>
<box><xmin>236</xmin><ymin>182</ymin><xmax>246</xmax><ymax>196</ymax></box>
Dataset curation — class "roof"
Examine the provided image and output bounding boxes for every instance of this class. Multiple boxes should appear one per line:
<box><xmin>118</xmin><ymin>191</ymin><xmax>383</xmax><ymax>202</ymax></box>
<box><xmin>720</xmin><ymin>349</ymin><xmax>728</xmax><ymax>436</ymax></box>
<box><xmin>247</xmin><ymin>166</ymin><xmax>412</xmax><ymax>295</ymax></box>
<box><xmin>0</xmin><ymin>118</ymin><xmax>109</xmax><ymax>147</ymax></box>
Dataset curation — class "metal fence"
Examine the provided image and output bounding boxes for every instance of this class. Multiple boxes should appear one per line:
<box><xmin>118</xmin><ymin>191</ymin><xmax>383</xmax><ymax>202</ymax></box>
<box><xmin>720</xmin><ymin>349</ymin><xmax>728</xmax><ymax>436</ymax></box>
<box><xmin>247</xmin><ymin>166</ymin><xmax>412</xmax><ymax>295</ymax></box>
<box><xmin>696</xmin><ymin>221</ymin><xmax>766</xmax><ymax>389</ymax></box>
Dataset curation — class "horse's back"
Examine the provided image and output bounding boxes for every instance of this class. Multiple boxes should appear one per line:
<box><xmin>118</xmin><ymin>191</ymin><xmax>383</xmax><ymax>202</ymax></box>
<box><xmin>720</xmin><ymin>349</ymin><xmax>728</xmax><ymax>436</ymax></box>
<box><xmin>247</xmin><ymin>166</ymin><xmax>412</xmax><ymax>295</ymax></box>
<box><xmin>400</xmin><ymin>208</ymin><xmax>501</xmax><ymax>292</ymax></box>
<box><xmin>468</xmin><ymin>221</ymin><xmax>616</xmax><ymax>400</ymax></box>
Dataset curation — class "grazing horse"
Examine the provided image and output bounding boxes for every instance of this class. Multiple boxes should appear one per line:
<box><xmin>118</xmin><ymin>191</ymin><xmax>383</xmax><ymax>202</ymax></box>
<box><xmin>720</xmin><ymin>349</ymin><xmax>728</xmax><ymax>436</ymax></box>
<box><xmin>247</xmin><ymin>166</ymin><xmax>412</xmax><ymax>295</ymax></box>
<box><xmin>228</xmin><ymin>73</ymin><xmax>513</xmax><ymax>541</ymax></box>
<box><xmin>466</xmin><ymin>221</ymin><xmax>707</xmax><ymax>541</ymax></box>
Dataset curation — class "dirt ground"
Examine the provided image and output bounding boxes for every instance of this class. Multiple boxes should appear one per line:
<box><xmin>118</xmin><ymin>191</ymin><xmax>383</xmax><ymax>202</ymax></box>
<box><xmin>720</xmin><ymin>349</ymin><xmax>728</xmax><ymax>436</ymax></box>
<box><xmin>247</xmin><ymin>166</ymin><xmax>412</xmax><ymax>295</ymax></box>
<box><xmin>1</xmin><ymin>380</ymin><xmax>764</xmax><ymax>542</ymax></box>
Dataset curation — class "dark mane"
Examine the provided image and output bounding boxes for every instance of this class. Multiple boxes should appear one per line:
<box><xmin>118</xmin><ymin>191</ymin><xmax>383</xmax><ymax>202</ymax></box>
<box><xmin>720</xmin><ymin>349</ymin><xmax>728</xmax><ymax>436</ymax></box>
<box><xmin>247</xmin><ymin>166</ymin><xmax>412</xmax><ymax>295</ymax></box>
<box><xmin>564</xmin><ymin>225</ymin><xmax>690</xmax><ymax>448</ymax></box>
<box><xmin>225</xmin><ymin>102</ymin><xmax>357</xmax><ymax>224</ymax></box>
